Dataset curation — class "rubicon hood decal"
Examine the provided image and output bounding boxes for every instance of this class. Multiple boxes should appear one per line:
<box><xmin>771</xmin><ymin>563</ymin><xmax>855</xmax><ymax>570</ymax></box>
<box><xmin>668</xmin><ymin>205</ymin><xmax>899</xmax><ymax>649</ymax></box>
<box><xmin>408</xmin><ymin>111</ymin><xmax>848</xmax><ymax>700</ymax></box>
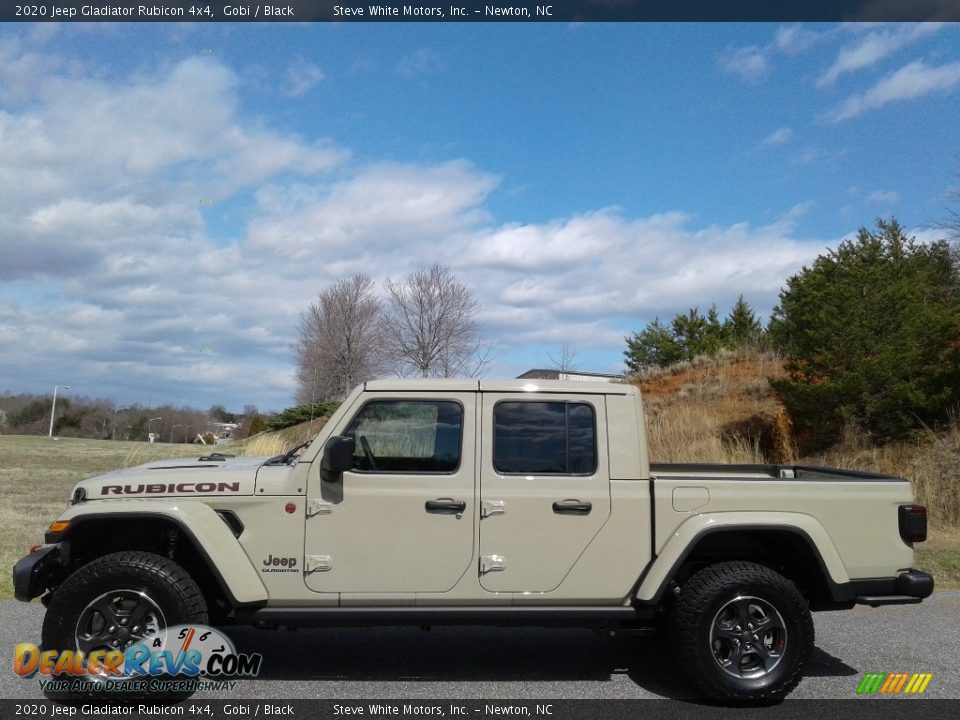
<box><xmin>100</xmin><ymin>481</ymin><xmax>242</xmax><ymax>495</ymax></box>
<box><xmin>72</xmin><ymin>455</ymin><xmax>273</xmax><ymax>499</ymax></box>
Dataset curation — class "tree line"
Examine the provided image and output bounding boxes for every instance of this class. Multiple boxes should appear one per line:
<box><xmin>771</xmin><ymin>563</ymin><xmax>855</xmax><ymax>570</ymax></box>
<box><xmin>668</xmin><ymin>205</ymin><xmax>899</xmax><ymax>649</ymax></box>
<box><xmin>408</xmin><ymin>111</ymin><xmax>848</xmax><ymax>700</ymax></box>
<box><xmin>624</xmin><ymin>295</ymin><xmax>764</xmax><ymax>372</ymax></box>
<box><xmin>0</xmin><ymin>393</ymin><xmax>261</xmax><ymax>443</ymax></box>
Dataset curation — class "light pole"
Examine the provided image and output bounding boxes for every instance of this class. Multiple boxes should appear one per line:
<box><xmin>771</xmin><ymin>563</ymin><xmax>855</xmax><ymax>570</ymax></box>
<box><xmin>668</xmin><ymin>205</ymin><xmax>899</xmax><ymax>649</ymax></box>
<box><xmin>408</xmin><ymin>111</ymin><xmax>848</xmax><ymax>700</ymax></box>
<box><xmin>171</xmin><ymin>424</ymin><xmax>183</xmax><ymax>443</ymax></box>
<box><xmin>48</xmin><ymin>385</ymin><xmax>70</xmax><ymax>438</ymax></box>
<box><xmin>184</xmin><ymin>425</ymin><xmax>194</xmax><ymax>443</ymax></box>
<box><xmin>147</xmin><ymin>417</ymin><xmax>162</xmax><ymax>441</ymax></box>
<box><xmin>112</xmin><ymin>406</ymin><xmax>130</xmax><ymax>441</ymax></box>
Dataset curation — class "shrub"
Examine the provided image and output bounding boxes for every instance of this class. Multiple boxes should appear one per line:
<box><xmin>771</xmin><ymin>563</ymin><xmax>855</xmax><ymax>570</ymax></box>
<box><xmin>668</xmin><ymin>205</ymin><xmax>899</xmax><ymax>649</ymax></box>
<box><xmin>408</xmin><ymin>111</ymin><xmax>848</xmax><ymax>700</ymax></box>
<box><xmin>266</xmin><ymin>402</ymin><xmax>341</xmax><ymax>431</ymax></box>
<box><xmin>247</xmin><ymin>412</ymin><xmax>270</xmax><ymax>436</ymax></box>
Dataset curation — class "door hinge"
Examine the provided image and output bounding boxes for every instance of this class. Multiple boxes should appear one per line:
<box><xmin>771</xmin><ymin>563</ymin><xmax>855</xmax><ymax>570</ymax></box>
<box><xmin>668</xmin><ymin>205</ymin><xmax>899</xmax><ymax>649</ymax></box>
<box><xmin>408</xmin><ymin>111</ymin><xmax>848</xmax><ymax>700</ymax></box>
<box><xmin>481</xmin><ymin>500</ymin><xmax>505</xmax><ymax>518</ymax></box>
<box><xmin>480</xmin><ymin>554</ymin><xmax>506</xmax><ymax>574</ymax></box>
<box><xmin>306</xmin><ymin>499</ymin><xmax>333</xmax><ymax>517</ymax></box>
<box><xmin>304</xmin><ymin>555</ymin><xmax>333</xmax><ymax>573</ymax></box>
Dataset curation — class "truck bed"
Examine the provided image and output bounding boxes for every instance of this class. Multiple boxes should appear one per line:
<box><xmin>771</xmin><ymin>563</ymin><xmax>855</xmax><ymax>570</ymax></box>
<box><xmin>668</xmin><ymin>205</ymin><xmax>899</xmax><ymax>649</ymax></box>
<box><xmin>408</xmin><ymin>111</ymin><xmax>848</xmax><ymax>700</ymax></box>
<box><xmin>650</xmin><ymin>463</ymin><xmax>905</xmax><ymax>482</ymax></box>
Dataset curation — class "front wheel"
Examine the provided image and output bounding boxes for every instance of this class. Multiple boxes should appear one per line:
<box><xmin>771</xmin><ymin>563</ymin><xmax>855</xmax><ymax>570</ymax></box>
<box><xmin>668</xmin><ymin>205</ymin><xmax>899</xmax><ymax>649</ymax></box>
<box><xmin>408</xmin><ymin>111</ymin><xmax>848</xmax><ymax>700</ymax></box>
<box><xmin>669</xmin><ymin>561</ymin><xmax>813</xmax><ymax>701</ymax></box>
<box><xmin>41</xmin><ymin>551</ymin><xmax>208</xmax><ymax>699</ymax></box>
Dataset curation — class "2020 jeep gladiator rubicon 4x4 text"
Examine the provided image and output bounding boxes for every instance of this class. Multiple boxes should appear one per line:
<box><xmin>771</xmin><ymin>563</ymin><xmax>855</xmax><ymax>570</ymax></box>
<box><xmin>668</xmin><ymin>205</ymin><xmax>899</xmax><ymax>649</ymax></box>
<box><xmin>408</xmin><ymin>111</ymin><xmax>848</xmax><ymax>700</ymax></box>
<box><xmin>15</xmin><ymin>379</ymin><xmax>934</xmax><ymax>699</ymax></box>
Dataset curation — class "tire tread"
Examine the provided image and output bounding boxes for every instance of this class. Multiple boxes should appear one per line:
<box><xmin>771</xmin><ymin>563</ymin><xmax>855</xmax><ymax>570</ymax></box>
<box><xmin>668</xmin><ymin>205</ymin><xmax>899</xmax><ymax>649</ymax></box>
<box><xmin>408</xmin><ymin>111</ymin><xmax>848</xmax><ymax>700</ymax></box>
<box><xmin>41</xmin><ymin>551</ymin><xmax>207</xmax><ymax>700</ymax></box>
<box><xmin>669</xmin><ymin>560</ymin><xmax>814</xmax><ymax>701</ymax></box>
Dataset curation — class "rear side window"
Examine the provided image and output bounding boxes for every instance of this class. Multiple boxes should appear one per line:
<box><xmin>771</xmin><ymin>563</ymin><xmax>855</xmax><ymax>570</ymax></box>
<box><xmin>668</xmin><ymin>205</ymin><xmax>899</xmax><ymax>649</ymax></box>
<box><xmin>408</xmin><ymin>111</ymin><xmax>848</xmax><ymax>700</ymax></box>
<box><xmin>344</xmin><ymin>400</ymin><xmax>463</xmax><ymax>473</ymax></box>
<box><xmin>493</xmin><ymin>401</ymin><xmax>597</xmax><ymax>475</ymax></box>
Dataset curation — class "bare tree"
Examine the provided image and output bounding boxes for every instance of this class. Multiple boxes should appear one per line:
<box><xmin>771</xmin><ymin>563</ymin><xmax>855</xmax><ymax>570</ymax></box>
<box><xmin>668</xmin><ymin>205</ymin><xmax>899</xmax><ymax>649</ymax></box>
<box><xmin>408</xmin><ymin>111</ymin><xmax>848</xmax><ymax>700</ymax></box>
<box><xmin>547</xmin><ymin>343</ymin><xmax>580</xmax><ymax>373</ymax></box>
<box><xmin>932</xmin><ymin>159</ymin><xmax>960</xmax><ymax>253</ymax></box>
<box><xmin>384</xmin><ymin>264</ymin><xmax>488</xmax><ymax>378</ymax></box>
<box><xmin>295</xmin><ymin>274</ymin><xmax>388</xmax><ymax>403</ymax></box>
<box><xmin>940</xmin><ymin>187</ymin><xmax>960</xmax><ymax>243</ymax></box>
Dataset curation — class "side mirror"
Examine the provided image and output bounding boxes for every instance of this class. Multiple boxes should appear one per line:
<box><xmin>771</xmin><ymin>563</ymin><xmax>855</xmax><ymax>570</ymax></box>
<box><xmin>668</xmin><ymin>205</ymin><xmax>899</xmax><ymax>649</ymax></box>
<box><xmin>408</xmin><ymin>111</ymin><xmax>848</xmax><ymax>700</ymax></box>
<box><xmin>320</xmin><ymin>436</ymin><xmax>355</xmax><ymax>483</ymax></box>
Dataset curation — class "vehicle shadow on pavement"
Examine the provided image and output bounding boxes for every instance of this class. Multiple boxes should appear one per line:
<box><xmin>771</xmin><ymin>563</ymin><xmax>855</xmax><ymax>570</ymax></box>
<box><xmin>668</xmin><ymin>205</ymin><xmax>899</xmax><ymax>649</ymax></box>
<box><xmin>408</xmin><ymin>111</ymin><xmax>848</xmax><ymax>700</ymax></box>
<box><xmin>803</xmin><ymin>647</ymin><xmax>858</xmax><ymax>678</ymax></box>
<box><xmin>225</xmin><ymin>626</ymin><xmax>658</xmax><ymax>684</ymax></box>
<box><xmin>622</xmin><ymin>642</ymin><xmax>859</xmax><ymax>701</ymax></box>
<box><xmin>223</xmin><ymin>626</ymin><xmax>857</xmax><ymax>698</ymax></box>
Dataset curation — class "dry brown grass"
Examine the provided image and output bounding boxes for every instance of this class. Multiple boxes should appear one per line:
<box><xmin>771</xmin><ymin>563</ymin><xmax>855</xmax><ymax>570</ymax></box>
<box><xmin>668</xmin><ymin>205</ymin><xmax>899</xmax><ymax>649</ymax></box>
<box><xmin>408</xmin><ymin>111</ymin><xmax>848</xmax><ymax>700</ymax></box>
<box><xmin>234</xmin><ymin>417</ymin><xmax>327</xmax><ymax>457</ymax></box>
<box><xmin>914</xmin><ymin>523</ymin><xmax>960</xmax><ymax>588</ymax></box>
<box><xmin>635</xmin><ymin>350</ymin><xmax>791</xmax><ymax>464</ymax></box>
<box><xmin>0</xmin><ymin>436</ymin><xmax>203</xmax><ymax>599</ymax></box>
<box><xmin>646</xmin><ymin>403</ymin><xmax>767</xmax><ymax>463</ymax></box>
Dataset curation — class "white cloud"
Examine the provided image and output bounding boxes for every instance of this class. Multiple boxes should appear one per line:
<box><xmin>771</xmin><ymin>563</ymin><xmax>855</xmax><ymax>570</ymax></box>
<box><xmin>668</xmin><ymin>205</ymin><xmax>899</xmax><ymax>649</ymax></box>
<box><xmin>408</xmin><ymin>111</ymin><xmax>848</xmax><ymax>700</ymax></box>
<box><xmin>397</xmin><ymin>48</ymin><xmax>442</xmax><ymax>79</ymax></box>
<box><xmin>457</xmin><ymin>208</ymin><xmax>820</xmax><ymax>348</ymax></box>
<box><xmin>825</xmin><ymin>59</ymin><xmax>960</xmax><ymax>122</ymax></box>
<box><xmin>865</xmin><ymin>189</ymin><xmax>900</xmax><ymax>205</ymax></box>
<box><xmin>817</xmin><ymin>23</ymin><xmax>945</xmax><ymax>88</ymax></box>
<box><xmin>282</xmin><ymin>58</ymin><xmax>325</xmax><ymax>97</ymax></box>
<box><xmin>722</xmin><ymin>24</ymin><xmax>824</xmax><ymax>83</ymax></box>
<box><xmin>761</xmin><ymin>127</ymin><xmax>794</xmax><ymax>147</ymax></box>
<box><xmin>244</xmin><ymin>161</ymin><xmax>498</xmax><ymax>266</ymax></box>
<box><xmin>722</xmin><ymin>45</ymin><xmax>770</xmax><ymax>83</ymax></box>
<box><xmin>774</xmin><ymin>25</ymin><xmax>820</xmax><ymax>56</ymax></box>
<box><xmin>0</xmin><ymin>53</ymin><xmax>347</xmax><ymax>281</ymax></box>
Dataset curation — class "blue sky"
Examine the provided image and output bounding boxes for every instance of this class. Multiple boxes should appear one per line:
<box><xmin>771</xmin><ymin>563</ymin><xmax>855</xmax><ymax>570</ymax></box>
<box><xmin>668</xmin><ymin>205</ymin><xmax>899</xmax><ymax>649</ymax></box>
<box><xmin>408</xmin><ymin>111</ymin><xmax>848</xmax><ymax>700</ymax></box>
<box><xmin>1</xmin><ymin>22</ymin><xmax>958</xmax><ymax>412</ymax></box>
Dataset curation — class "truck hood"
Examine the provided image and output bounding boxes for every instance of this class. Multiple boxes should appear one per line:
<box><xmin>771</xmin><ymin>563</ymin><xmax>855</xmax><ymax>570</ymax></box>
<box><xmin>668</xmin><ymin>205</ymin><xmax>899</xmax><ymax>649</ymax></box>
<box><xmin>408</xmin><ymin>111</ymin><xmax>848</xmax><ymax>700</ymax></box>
<box><xmin>72</xmin><ymin>455</ymin><xmax>271</xmax><ymax>500</ymax></box>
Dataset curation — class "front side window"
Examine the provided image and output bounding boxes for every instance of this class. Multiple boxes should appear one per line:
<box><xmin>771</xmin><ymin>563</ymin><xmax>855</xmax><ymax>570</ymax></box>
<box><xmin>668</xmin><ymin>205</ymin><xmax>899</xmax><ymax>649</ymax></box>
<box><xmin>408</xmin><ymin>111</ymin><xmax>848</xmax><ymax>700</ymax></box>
<box><xmin>493</xmin><ymin>401</ymin><xmax>597</xmax><ymax>475</ymax></box>
<box><xmin>344</xmin><ymin>400</ymin><xmax>463</xmax><ymax>473</ymax></box>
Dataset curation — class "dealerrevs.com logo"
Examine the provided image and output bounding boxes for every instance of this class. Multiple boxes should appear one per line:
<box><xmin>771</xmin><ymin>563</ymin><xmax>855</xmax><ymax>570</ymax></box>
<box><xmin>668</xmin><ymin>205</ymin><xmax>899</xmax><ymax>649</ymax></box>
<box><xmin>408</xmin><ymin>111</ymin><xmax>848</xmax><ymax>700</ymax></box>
<box><xmin>856</xmin><ymin>672</ymin><xmax>934</xmax><ymax>695</ymax></box>
<box><xmin>14</xmin><ymin>624</ymin><xmax>262</xmax><ymax>694</ymax></box>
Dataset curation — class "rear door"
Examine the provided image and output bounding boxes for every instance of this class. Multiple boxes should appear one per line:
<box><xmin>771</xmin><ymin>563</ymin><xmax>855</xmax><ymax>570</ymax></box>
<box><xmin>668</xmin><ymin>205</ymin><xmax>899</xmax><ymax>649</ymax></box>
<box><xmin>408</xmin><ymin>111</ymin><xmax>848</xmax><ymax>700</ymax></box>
<box><xmin>478</xmin><ymin>393</ymin><xmax>610</xmax><ymax>592</ymax></box>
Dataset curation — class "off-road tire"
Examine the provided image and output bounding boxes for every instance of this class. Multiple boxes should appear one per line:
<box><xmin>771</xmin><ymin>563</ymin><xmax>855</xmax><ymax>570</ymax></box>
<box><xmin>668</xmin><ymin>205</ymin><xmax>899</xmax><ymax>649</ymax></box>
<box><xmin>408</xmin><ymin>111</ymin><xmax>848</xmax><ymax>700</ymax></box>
<box><xmin>41</xmin><ymin>551</ymin><xmax>208</xmax><ymax>700</ymax></box>
<box><xmin>669</xmin><ymin>561</ymin><xmax>814</xmax><ymax>701</ymax></box>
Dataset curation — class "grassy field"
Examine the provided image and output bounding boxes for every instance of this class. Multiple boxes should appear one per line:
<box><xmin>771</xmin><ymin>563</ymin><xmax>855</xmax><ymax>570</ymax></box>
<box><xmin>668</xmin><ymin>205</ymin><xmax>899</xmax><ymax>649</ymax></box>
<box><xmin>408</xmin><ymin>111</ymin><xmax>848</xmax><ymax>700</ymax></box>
<box><xmin>0</xmin><ymin>436</ymin><xmax>207</xmax><ymax>599</ymax></box>
<box><xmin>1</xmin><ymin>421</ymin><xmax>956</xmax><ymax>600</ymax></box>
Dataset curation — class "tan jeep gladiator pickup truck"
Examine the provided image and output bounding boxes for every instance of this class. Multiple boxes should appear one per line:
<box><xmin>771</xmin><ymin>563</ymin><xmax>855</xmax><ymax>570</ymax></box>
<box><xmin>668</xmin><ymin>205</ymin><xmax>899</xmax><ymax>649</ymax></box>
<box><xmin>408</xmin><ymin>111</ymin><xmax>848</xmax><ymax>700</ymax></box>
<box><xmin>14</xmin><ymin>379</ymin><xmax>933</xmax><ymax>699</ymax></box>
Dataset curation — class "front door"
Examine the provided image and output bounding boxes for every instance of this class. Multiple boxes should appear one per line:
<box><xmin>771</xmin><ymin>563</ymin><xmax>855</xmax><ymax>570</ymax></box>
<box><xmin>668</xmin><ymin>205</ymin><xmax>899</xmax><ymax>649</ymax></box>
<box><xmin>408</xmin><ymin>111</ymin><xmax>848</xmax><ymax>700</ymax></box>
<box><xmin>304</xmin><ymin>393</ymin><xmax>475</xmax><ymax>594</ymax></box>
<box><xmin>478</xmin><ymin>394</ymin><xmax>610</xmax><ymax>592</ymax></box>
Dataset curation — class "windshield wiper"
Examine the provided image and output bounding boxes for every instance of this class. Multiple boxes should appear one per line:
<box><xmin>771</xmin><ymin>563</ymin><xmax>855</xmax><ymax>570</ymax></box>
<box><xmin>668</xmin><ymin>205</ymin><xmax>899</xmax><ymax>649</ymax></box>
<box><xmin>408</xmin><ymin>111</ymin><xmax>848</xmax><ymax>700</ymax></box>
<box><xmin>265</xmin><ymin>440</ymin><xmax>312</xmax><ymax>466</ymax></box>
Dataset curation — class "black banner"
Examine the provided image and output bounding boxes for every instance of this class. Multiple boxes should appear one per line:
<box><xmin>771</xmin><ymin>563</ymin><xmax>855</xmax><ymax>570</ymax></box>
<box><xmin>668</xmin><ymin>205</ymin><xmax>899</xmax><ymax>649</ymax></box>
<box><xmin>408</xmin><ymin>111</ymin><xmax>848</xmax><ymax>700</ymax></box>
<box><xmin>3</xmin><ymin>0</ymin><xmax>960</xmax><ymax>23</ymax></box>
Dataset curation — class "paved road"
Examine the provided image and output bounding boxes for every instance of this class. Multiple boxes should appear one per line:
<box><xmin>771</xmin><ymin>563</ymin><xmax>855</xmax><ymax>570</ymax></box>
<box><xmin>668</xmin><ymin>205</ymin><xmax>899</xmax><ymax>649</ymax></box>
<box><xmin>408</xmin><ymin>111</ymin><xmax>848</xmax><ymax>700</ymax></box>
<box><xmin>2</xmin><ymin>592</ymin><xmax>958</xmax><ymax>700</ymax></box>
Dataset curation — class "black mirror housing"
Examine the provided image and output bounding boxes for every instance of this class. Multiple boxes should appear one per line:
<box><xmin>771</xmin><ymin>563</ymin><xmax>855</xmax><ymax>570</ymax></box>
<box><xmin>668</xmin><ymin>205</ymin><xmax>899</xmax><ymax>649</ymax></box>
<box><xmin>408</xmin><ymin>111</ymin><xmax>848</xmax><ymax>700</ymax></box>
<box><xmin>320</xmin><ymin>436</ymin><xmax>355</xmax><ymax>481</ymax></box>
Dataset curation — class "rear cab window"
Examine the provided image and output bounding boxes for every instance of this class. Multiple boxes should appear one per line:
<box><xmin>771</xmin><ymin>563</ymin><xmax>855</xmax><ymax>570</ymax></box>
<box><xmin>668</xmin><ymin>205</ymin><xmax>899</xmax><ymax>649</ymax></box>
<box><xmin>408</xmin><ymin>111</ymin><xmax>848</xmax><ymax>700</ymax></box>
<box><xmin>493</xmin><ymin>401</ymin><xmax>597</xmax><ymax>475</ymax></box>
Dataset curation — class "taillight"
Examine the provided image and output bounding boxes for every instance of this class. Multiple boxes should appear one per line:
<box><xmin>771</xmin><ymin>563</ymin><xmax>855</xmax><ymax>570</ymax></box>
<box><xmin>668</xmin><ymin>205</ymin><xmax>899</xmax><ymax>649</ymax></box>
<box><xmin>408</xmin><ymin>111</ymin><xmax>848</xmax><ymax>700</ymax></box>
<box><xmin>899</xmin><ymin>505</ymin><xmax>927</xmax><ymax>544</ymax></box>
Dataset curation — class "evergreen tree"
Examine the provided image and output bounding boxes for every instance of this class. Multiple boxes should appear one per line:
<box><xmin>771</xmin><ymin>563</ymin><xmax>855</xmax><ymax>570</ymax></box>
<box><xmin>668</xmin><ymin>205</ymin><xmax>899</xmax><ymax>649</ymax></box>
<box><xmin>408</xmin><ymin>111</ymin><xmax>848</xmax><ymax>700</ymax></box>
<box><xmin>624</xmin><ymin>318</ymin><xmax>684</xmax><ymax>371</ymax></box>
<box><xmin>703</xmin><ymin>304</ymin><xmax>726</xmax><ymax>356</ymax></box>
<box><xmin>769</xmin><ymin>218</ymin><xmax>960</xmax><ymax>448</ymax></box>
<box><xmin>724</xmin><ymin>295</ymin><xmax>763</xmax><ymax>348</ymax></box>
<box><xmin>671</xmin><ymin>308</ymin><xmax>709</xmax><ymax>358</ymax></box>
<box><xmin>625</xmin><ymin>298</ymin><xmax>768</xmax><ymax>372</ymax></box>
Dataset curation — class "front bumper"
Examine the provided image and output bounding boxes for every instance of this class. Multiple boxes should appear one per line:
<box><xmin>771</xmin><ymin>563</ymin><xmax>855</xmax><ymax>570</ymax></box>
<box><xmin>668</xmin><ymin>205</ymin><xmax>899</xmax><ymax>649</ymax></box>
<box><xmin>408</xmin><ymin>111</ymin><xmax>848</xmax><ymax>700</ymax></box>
<box><xmin>12</xmin><ymin>545</ymin><xmax>60</xmax><ymax>602</ymax></box>
<box><xmin>853</xmin><ymin>569</ymin><xmax>935</xmax><ymax>607</ymax></box>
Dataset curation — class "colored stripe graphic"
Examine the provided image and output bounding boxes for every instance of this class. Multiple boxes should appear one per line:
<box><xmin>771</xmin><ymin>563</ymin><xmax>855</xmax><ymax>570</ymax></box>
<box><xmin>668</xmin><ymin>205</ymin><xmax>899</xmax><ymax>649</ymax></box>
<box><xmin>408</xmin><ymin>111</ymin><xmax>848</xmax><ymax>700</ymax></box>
<box><xmin>915</xmin><ymin>674</ymin><xmax>933</xmax><ymax>694</ymax></box>
<box><xmin>857</xmin><ymin>673</ymin><xmax>886</xmax><ymax>694</ymax></box>
<box><xmin>857</xmin><ymin>673</ymin><xmax>932</xmax><ymax>695</ymax></box>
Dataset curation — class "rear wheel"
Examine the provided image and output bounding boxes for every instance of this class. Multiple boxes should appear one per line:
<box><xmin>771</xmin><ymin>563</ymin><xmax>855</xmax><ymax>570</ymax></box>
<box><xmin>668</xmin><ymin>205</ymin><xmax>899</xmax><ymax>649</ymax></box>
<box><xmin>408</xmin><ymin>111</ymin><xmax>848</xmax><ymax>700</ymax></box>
<box><xmin>669</xmin><ymin>561</ymin><xmax>813</xmax><ymax>700</ymax></box>
<box><xmin>41</xmin><ymin>551</ymin><xmax>207</xmax><ymax>699</ymax></box>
